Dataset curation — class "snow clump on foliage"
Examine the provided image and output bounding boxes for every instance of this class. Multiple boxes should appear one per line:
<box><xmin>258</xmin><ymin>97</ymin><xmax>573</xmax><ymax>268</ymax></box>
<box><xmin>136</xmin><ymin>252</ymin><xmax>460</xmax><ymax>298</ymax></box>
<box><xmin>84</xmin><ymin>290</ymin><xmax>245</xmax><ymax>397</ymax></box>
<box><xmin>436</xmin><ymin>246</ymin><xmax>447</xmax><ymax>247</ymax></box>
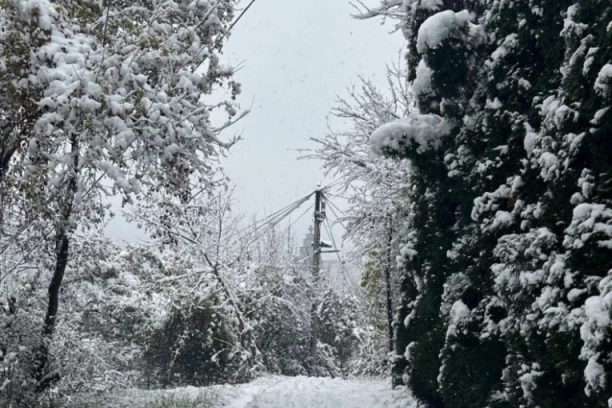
<box><xmin>594</xmin><ymin>63</ymin><xmax>612</xmax><ymax>96</ymax></box>
<box><xmin>416</xmin><ymin>10</ymin><xmax>473</xmax><ymax>53</ymax></box>
<box><xmin>412</xmin><ymin>59</ymin><xmax>434</xmax><ymax>98</ymax></box>
<box><xmin>370</xmin><ymin>114</ymin><xmax>453</xmax><ymax>155</ymax></box>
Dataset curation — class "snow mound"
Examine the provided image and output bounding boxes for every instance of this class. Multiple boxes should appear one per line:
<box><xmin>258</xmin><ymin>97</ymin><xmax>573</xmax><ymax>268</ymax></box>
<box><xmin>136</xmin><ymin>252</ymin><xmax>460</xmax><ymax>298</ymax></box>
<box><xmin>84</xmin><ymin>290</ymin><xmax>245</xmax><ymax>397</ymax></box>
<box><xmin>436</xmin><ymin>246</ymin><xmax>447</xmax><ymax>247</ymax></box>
<box><xmin>370</xmin><ymin>115</ymin><xmax>453</xmax><ymax>156</ymax></box>
<box><xmin>417</xmin><ymin>10</ymin><xmax>473</xmax><ymax>53</ymax></box>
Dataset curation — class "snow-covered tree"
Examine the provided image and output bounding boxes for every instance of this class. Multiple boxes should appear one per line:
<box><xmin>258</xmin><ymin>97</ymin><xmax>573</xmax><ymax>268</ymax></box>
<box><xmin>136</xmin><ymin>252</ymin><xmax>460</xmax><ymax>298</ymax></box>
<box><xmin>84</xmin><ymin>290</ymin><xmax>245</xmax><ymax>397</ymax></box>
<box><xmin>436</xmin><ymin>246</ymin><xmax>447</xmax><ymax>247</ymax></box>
<box><xmin>130</xmin><ymin>186</ymin><xmax>362</xmax><ymax>382</ymax></box>
<box><xmin>358</xmin><ymin>0</ymin><xmax>612</xmax><ymax>407</ymax></box>
<box><xmin>0</xmin><ymin>0</ymin><xmax>243</xmax><ymax>401</ymax></box>
<box><xmin>306</xmin><ymin>64</ymin><xmax>414</xmax><ymax>376</ymax></box>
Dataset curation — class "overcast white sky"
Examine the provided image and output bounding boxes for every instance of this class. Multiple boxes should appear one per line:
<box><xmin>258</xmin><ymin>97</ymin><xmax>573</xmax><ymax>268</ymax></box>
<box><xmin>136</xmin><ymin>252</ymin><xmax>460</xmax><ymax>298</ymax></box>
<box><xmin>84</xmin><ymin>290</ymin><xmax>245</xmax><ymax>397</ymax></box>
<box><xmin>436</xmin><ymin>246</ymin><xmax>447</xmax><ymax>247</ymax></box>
<box><xmin>221</xmin><ymin>0</ymin><xmax>402</xmax><ymax>237</ymax></box>
<box><xmin>106</xmin><ymin>0</ymin><xmax>403</xmax><ymax>246</ymax></box>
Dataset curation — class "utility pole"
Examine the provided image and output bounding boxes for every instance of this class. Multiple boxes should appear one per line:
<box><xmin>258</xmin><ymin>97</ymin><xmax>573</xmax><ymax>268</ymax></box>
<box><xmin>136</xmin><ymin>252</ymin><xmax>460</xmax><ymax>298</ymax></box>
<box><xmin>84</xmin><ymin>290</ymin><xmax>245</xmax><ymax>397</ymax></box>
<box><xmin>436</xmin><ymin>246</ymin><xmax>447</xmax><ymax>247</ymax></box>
<box><xmin>310</xmin><ymin>186</ymin><xmax>325</xmax><ymax>358</ymax></box>
<box><xmin>312</xmin><ymin>188</ymin><xmax>323</xmax><ymax>283</ymax></box>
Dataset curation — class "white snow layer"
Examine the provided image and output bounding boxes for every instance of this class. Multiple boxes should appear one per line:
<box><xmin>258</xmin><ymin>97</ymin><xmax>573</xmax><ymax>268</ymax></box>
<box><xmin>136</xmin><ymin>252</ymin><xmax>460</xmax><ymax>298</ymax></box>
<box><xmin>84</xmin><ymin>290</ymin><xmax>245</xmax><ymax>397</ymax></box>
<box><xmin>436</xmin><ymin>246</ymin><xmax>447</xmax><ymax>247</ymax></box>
<box><xmin>417</xmin><ymin>10</ymin><xmax>473</xmax><ymax>53</ymax></box>
<box><xmin>222</xmin><ymin>376</ymin><xmax>414</xmax><ymax>408</ymax></box>
<box><xmin>519</xmin><ymin>365</ymin><xmax>543</xmax><ymax>403</ymax></box>
<box><xmin>446</xmin><ymin>300</ymin><xmax>470</xmax><ymax>338</ymax></box>
<box><xmin>564</xmin><ymin>203</ymin><xmax>612</xmax><ymax>250</ymax></box>
<box><xmin>418</xmin><ymin>0</ymin><xmax>443</xmax><ymax>11</ymax></box>
<box><xmin>487</xmin><ymin>34</ymin><xmax>519</xmax><ymax>68</ymax></box>
<box><xmin>70</xmin><ymin>376</ymin><xmax>414</xmax><ymax>408</ymax></box>
<box><xmin>584</xmin><ymin>356</ymin><xmax>607</xmax><ymax>395</ymax></box>
<box><xmin>412</xmin><ymin>58</ymin><xmax>434</xmax><ymax>98</ymax></box>
<box><xmin>16</xmin><ymin>0</ymin><xmax>57</xmax><ymax>30</ymax></box>
<box><xmin>595</xmin><ymin>63</ymin><xmax>612</xmax><ymax>96</ymax></box>
<box><xmin>370</xmin><ymin>114</ymin><xmax>453</xmax><ymax>155</ymax></box>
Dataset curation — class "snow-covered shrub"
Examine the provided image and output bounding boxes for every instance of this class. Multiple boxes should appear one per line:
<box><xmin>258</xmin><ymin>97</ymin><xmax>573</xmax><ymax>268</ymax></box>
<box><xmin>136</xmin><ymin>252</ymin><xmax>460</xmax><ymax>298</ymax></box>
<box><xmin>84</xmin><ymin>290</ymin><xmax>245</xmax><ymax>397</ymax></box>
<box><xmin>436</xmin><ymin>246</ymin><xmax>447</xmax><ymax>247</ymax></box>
<box><xmin>316</xmin><ymin>288</ymin><xmax>361</xmax><ymax>377</ymax></box>
<box><xmin>63</xmin><ymin>388</ymin><xmax>219</xmax><ymax>408</ymax></box>
<box><xmin>0</xmin><ymin>288</ymin><xmax>45</xmax><ymax>407</ymax></box>
<box><xmin>141</xmin><ymin>299</ymin><xmax>237</xmax><ymax>388</ymax></box>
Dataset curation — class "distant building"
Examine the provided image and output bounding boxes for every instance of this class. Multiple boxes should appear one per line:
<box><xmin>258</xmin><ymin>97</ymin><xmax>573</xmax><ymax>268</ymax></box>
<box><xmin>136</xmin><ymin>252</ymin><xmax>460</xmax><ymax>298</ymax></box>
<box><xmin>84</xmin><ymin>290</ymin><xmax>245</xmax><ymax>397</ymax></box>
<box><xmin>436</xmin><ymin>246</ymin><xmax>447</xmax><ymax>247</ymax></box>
<box><xmin>299</xmin><ymin>226</ymin><xmax>315</xmax><ymax>268</ymax></box>
<box><xmin>297</xmin><ymin>227</ymin><xmax>361</xmax><ymax>295</ymax></box>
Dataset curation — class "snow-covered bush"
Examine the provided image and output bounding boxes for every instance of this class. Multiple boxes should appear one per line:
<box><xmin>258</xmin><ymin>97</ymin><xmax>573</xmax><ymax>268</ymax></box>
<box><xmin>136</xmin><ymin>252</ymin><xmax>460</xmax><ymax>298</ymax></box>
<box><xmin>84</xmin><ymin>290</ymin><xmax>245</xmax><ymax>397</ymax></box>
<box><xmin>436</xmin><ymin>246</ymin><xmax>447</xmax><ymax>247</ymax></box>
<box><xmin>141</xmin><ymin>299</ymin><xmax>237</xmax><ymax>387</ymax></box>
<box><xmin>316</xmin><ymin>288</ymin><xmax>361</xmax><ymax>377</ymax></box>
<box><xmin>0</xmin><ymin>287</ymin><xmax>45</xmax><ymax>407</ymax></box>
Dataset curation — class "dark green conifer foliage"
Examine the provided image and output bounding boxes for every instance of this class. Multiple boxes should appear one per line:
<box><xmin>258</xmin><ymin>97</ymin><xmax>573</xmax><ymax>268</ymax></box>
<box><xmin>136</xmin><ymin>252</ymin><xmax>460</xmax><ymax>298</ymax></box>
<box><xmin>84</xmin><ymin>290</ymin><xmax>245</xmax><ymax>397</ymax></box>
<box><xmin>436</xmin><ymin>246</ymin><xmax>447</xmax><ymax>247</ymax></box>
<box><xmin>383</xmin><ymin>0</ymin><xmax>612</xmax><ymax>407</ymax></box>
<box><xmin>442</xmin><ymin>1</ymin><xmax>579</xmax><ymax>408</ymax></box>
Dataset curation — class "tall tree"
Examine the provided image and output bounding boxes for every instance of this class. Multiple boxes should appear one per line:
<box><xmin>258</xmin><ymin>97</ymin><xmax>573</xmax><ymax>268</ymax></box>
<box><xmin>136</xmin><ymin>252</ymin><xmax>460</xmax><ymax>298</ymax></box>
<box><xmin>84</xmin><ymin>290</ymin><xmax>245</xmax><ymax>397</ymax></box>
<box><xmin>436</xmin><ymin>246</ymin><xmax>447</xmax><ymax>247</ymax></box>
<box><xmin>0</xmin><ymin>0</ymin><xmax>243</xmax><ymax>395</ymax></box>
<box><xmin>306</xmin><ymin>65</ymin><xmax>413</xmax><ymax>375</ymax></box>
<box><xmin>357</xmin><ymin>0</ymin><xmax>612</xmax><ymax>407</ymax></box>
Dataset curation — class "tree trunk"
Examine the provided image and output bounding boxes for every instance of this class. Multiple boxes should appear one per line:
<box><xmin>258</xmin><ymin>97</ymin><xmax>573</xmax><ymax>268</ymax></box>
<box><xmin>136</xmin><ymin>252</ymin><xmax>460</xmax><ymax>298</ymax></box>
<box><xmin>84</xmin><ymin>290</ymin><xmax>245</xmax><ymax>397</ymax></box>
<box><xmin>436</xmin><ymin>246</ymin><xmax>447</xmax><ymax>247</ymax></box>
<box><xmin>32</xmin><ymin>133</ymin><xmax>79</xmax><ymax>391</ymax></box>
<box><xmin>33</xmin><ymin>230</ymin><xmax>69</xmax><ymax>390</ymax></box>
<box><xmin>385</xmin><ymin>214</ymin><xmax>394</xmax><ymax>353</ymax></box>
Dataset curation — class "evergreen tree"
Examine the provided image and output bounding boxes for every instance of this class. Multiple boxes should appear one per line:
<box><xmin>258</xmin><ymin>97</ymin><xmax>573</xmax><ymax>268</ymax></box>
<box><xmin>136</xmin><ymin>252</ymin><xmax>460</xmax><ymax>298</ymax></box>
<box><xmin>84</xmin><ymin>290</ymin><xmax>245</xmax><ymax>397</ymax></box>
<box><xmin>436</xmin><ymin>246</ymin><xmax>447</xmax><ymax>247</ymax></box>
<box><xmin>359</xmin><ymin>0</ymin><xmax>612</xmax><ymax>407</ymax></box>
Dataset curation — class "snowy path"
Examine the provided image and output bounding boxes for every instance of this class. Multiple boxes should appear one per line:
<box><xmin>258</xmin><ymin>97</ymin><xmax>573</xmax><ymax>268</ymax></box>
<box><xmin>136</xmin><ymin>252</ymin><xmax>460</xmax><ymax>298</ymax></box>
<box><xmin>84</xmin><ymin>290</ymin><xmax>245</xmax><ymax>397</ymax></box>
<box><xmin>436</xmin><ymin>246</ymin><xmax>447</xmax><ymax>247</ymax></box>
<box><xmin>69</xmin><ymin>376</ymin><xmax>413</xmax><ymax>407</ymax></box>
<box><xmin>219</xmin><ymin>376</ymin><xmax>414</xmax><ymax>408</ymax></box>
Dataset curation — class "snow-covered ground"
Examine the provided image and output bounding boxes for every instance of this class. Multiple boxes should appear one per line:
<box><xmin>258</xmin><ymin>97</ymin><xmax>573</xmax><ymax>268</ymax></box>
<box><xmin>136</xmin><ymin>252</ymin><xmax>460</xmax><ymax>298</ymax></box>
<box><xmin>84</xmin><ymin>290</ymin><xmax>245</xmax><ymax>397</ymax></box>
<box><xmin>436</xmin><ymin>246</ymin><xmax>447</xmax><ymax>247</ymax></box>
<box><xmin>218</xmin><ymin>376</ymin><xmax>414</xmax><ymax>408</ymax></box>
<box><xmin>71</xmin><ymin>376</ymin><xmax>414</xmax><ymax>408</ymax></box>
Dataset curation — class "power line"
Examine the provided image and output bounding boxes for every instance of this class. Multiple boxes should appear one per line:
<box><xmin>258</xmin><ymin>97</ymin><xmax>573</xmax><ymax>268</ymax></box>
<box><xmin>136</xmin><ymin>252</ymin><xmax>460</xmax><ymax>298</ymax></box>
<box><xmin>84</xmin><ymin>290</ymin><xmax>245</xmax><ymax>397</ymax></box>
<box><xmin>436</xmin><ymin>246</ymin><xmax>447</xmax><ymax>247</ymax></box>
<box><xmin>324</xmin><ymin>196</ymin><xmax>346</xmax><ymax>217</ymax></box>
<box><xmin>212</xmin><ymin>0</ymin><xmax>258</xmax><ymax>50</ymax></box>
<box><xmin>287</xmin><ymin>202</ymin><xmax>314</xmax><ymax>230</ymax></box>
<box><xmin>192</xmin><ymin>0</ymin><xmax>259</xmax><ymax>73</ymax></box>
<box><xmin>324</xmin><ymin>196</ymin><xmax>349</xmax><ymax>231</ymax></box>
<box><xmin>322</xmin><ymin>216</ymin><xmax>358</xmax><ymax>292</ymax></box>
<box><xmin>240</xmin><ymin>193</ymin><xmax>314</xmax><ymax>246</ymax></box>
<box><xmin>320</xmin><ymin>178</ymin><xmax>344</xmax><ymax>192</ymax></box>
<box><xmin>241</xmin><ymin>195</ymin><xmax>309</xmax><ymax>235</ymax></box>
<box><xmin>321</xmin><ymin>218</ymin><xmax>344</xmax><ymax>289</ymax></box>
<box><xmin>321</xmin><ymin>195</ymin><xmax>363</xmax><ymax>294</ymax></box>
<box><xmin>251</xmin><ymin>196</ymin><xmax>310</xmax><ymax>232</ymax></box>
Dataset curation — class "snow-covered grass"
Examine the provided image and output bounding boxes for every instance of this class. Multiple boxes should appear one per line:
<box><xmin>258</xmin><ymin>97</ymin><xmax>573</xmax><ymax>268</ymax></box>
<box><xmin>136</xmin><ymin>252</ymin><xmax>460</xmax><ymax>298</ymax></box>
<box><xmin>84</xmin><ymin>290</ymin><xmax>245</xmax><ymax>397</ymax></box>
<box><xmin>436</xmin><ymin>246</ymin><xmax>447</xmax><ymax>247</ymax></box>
<box><xmin>142</xmin><ymin>393</ymin><xmax>218</xmax><ymax>408</ymax></box>
<box><xmin>64</xmin><ymin>388</ymin><xmax>219</xmax><ymax>408</ymax></box>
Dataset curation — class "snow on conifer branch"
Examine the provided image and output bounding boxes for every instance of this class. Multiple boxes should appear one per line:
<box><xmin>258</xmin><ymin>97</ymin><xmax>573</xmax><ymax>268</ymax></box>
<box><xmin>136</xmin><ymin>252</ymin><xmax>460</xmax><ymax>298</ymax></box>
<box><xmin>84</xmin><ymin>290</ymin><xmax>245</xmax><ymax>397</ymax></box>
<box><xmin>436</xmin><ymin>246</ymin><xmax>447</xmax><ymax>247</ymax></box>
<box><xmin>370</xmin><ymin>114</ymin><xmax>453</xmax><ymax>156</ymax></box>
